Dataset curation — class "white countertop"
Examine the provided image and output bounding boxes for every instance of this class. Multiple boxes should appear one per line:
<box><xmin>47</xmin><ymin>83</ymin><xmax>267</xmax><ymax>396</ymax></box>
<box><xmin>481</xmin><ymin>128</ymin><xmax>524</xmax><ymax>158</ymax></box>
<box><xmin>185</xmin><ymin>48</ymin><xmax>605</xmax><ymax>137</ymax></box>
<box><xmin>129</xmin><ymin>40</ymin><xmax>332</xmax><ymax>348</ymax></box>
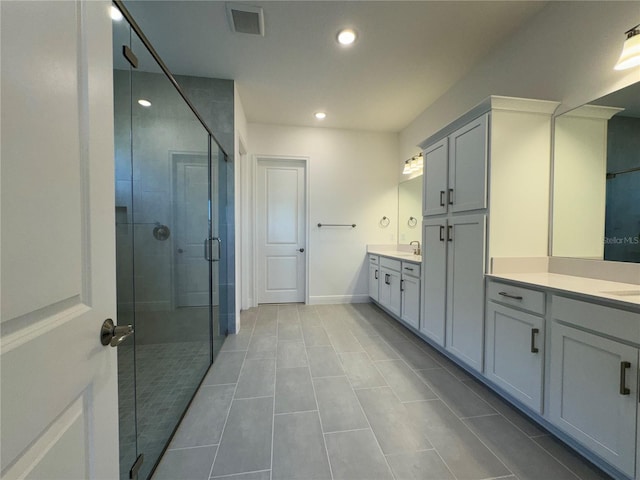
<box><xmin>367</xmin><ymin>248</ymin><xmax>422</xmax><ymax>264</ymax></box>
<box><xmin>487</xmin><ymin>272</ymin><xmax>640</xmax><ymax>309</ymax></box>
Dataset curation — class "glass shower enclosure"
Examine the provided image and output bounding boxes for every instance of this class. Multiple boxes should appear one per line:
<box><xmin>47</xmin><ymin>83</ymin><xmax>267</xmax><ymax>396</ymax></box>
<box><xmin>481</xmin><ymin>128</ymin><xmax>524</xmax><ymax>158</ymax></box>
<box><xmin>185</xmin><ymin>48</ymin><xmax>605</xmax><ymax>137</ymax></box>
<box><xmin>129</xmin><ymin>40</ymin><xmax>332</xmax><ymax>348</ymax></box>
<box><xmin>113</xmin><ymin>5</ymin><xmax>228</xmax><ymax>479</ymax></box>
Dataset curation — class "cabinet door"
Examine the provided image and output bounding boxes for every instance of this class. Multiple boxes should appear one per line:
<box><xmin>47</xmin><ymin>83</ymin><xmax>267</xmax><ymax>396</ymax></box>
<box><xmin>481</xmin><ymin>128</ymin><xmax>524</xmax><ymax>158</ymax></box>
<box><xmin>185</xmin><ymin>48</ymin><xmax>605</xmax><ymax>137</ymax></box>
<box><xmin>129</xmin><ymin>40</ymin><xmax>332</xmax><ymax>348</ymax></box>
<box><xmin>423</xmin><ymin>138</ymin><xmax>448</xmax><ymax>216</ymax></box>
<box><xmin>380</xmin><ymin>267</ymin><xmax>401</xmax><ymax>317</ymax></box>
<box><xmin>421</xmin><ymin>219</ymin><xmax>447</xmax><ymax>345</ymax></box>
<box><xmin>446</xmin><ymin>214</ymin><xmax>486</xmax><ymax>372</ymax></box>
<box><xmin>401</xmin><ymin>275</ymin><xmax>420</xmax><ymax>329</ymax></box>
<box><xmin>485</xmin><ymin>303</ymin><xmax>544</xmax><ymax>413</ymax></box>
<box><xmin>549</xmin><ymin>323</ymin><xmax>638</xmax><ymax>478</ymax></box>
<box><xmin>449</xmin><ymin>114</ymin><xmax>488</xmax><ymax>213</ymax></box>
<box><xmin>369</xmin><ymin>263</ymin><xmax>379</xmax><ymax>302</ymax></box>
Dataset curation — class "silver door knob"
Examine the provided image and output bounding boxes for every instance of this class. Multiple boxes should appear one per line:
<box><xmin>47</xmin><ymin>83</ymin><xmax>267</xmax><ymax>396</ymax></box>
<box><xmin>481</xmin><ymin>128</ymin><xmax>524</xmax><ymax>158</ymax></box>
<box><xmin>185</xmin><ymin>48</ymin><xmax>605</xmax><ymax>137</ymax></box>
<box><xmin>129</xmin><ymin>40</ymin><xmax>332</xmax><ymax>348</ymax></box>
<box><xmin>100</xmin><ymin>318</ymin><xmax>134</xmax><ymax>347</ymax></box>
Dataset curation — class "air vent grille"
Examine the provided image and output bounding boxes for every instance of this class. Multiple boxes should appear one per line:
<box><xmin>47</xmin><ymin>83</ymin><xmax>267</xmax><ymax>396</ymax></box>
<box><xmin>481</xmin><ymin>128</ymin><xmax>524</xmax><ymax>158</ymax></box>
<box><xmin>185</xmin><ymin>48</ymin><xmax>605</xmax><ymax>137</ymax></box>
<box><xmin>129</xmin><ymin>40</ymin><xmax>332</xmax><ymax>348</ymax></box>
<box><xmin>226</xmin><ymin>3</ymin><xmax>264</xmax><ymax>36</ymax></box>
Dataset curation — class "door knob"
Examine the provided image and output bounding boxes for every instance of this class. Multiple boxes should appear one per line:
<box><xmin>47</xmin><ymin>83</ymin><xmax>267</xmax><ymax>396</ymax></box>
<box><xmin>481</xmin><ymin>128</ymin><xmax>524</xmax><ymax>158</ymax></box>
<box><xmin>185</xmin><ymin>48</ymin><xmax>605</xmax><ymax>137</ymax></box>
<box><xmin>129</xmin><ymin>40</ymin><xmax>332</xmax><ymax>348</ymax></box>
<box><xmin>100</xmin><ymin>318</ymin><xmax>134</xmax><ymax>347</ymax></box>
<box><xmin>299</xmin><ymin>248</ymin><xmax>305</xmax><ymax>253</ymax></box>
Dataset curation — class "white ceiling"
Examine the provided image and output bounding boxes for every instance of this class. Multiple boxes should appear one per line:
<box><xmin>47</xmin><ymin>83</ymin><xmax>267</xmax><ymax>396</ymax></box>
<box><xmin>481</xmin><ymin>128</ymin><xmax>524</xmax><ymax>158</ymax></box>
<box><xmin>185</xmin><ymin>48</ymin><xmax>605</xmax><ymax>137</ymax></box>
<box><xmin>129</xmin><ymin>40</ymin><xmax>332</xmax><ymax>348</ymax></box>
<box><xmin>124</xmin><ymin>1</ymin><xmax>547</xmax><ymax>132</ymax></box>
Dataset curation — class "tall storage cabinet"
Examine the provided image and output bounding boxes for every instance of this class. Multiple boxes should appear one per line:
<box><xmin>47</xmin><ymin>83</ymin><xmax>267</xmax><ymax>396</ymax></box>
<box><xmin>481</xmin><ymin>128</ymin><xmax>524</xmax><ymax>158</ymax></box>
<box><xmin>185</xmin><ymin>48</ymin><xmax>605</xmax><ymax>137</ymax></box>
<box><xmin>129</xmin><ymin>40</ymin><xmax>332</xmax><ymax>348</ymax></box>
<box><xmin>419</xmin><ymin>96</ymin><xmax>559</xmax><ymax>373</ymax></box>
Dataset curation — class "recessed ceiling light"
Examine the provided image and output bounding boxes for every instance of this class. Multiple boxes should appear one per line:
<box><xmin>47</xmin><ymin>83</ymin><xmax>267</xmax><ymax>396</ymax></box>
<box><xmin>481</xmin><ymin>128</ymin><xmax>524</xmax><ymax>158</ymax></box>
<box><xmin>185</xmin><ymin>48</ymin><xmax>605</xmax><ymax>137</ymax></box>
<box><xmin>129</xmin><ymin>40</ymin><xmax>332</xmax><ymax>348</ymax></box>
<box><xmin>138</xmin><ymin>99</ymin><xmax>151</xmax><ymax>107</ymax></box>
<box><xmin>110</xmin><ymin>6</ymin><xmax>123</xmax><ymax>21</ymax></box>
<box><xmin>314</xmin><ymin>112</ymin><xmax>326</xmax><ymax>120</ymax></box>
<box><xmin>337</xmin><ymin>29</ymin><xmax>357</xmax><ymax>46</ymax></box>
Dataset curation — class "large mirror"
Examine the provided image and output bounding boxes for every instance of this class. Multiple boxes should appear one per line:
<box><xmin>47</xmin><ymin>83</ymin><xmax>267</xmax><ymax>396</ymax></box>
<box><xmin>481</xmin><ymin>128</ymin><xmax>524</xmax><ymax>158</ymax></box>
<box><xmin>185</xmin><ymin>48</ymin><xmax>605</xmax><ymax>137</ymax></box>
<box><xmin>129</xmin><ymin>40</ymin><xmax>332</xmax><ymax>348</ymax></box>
<box><xmin>552</xmin><ymin>81</ymin><xmax>640</xmax><ymax>263</ymax></box>
<box><xmin>398</xmin><ymin>175</ymin><xmax>422</xmax><ymax>244</ymax></box>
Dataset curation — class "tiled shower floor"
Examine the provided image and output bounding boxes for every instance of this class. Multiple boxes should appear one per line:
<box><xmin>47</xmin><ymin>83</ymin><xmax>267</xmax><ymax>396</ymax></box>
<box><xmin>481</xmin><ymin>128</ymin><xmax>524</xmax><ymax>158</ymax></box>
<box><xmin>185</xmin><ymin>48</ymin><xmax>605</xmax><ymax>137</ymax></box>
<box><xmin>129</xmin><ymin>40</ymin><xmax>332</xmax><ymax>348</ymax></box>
<box><xmin>151</xmin><ymin>303</ymin><xmax>611</xmax><ymax>480</ymax></box>
<box><xmin>118</xmin><ymin>340</ymin><xmax>210</xmax><ymax>480</ymax></box>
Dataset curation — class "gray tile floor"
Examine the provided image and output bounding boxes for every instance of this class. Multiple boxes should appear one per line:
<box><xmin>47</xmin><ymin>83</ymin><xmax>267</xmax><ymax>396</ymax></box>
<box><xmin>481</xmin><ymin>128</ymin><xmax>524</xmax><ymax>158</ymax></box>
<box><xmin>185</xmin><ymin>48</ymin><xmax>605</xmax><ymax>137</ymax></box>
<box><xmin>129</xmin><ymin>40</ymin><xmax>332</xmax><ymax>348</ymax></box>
<box><xmin>151</xmin><ymin>303</ymin><xmax>612</xmax><ymax>480</ymax></box>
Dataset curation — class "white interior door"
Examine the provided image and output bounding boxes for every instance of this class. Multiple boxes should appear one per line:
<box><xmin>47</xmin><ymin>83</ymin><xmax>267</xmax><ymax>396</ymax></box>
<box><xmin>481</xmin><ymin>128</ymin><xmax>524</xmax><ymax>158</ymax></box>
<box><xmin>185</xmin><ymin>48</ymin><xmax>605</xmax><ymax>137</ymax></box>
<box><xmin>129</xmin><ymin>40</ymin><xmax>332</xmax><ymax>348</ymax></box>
<box><xmin>1</xmin><ymin>1</ymin><xmax>118</xmax><ymax>479</ymax></box>
<box><xmin>257</xmin><ymin>159</ymin><xmax>306</xmax><ymax>303</ymax></box>
<box><xmin>174</xmin><ymin>154</ymin><xmax>212</xmax><ymax>307</ymax></box>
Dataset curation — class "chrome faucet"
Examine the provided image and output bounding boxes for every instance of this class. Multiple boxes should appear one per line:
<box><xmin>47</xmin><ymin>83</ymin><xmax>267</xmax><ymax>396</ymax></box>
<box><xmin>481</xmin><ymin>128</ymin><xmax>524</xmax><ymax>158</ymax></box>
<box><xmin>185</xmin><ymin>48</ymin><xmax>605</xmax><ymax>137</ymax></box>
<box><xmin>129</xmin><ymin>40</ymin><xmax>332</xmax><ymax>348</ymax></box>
<box><xmin>410</xmin><ymin>240</ymin><xmax>421</xmax><ymax>255</ymax></box>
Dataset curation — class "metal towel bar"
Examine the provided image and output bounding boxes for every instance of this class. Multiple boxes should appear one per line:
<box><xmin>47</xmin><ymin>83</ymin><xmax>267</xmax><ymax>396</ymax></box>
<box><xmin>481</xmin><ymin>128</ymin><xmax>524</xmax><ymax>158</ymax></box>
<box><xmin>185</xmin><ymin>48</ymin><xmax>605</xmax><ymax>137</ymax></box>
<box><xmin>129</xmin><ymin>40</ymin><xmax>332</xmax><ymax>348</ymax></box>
<box><xmin>317</xmin><ymin>223</ymin><xmax>356</xmax><ymax>228</ymax></box>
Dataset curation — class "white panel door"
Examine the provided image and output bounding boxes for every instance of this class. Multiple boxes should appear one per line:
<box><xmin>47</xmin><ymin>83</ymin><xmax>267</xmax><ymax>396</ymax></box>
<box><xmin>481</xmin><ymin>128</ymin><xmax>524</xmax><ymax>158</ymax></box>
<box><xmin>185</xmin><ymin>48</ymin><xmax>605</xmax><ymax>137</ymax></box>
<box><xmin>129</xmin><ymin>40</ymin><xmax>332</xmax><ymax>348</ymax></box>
<box><xmin>420</xmin><ymin>219</ymin><xmax>447</xmax><ymax>346</ymax></box>
<box><xmin>445</xmin><ymin>214</ymin><xmax>486</xmax><ymax>372</ymax></box>
<box><xmin>549</xmin><ymin>323</ymin><xmax>638</xmax><ymax>478</ymax></box>
<box><xmin>422</xmin><ymin>138</ymin><xmax>448</xmax><ymax>217</ymax></box>
<box><xmin>1</xmin><ymin>1</ymin><xmax>118</xmax><ymax>478</ymax></box>
<box><xmin>174</xmin><ymin>155</ymin><xmax>211</xmax><ymax>307</ymax></box>
<box><xmin>257</xmin><ymin>159</ymin><xmax>306</xmax><ymax>303</ymax></box>
<box><xmin>485</xmin><ymin>303</ymin><xmax>544</xmax><ymax>413</ymax></box>
<box><xmin>449</xmin><ymin>114</ymin><xmax>488</xmax><ymax>213</ymax></box>
<box><xmin>401</xmin><ymin>274</ymin><xmax>420</xmax><ymax>329</ymax></box>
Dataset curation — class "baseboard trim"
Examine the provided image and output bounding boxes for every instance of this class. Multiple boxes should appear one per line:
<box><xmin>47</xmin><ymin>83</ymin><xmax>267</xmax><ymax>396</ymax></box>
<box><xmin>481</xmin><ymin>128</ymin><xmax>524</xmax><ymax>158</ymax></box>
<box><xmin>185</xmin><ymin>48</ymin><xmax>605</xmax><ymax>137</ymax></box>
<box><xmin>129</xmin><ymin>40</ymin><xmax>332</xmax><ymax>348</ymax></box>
<box><xmin>308</xmin><ymin>295</ymin><xmax>370</xmax><ymax>305</ymax></box>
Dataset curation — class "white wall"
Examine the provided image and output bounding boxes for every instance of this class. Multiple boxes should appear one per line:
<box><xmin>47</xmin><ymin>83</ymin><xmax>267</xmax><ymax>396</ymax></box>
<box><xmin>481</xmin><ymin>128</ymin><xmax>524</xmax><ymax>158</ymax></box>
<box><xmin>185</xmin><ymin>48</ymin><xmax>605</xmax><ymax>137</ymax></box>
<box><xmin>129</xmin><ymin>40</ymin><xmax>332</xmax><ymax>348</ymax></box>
<box><xmin>246</xmin><ymin>123</ymin><xmax>399</xmax><ymax>305</ymax></box>
<box><xmin>234</xmin><ymin>85</ymin><xmax>249</xmax><ymax>328</ymax></box>
<box><xmin>400</xmin><ymin>2</ymin><xmax>640</xmax><ymax>159</ymax></box>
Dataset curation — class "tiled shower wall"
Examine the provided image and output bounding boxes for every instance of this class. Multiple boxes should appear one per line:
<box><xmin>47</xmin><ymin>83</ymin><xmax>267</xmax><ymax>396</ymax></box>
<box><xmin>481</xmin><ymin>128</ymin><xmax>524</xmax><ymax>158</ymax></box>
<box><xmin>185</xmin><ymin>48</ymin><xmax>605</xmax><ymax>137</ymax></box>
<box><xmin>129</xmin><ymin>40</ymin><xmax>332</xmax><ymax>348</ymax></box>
<box><xmin>114</xmin><ymin>70</ymin><xmax>235</xmax><ymax>335</ymax></box>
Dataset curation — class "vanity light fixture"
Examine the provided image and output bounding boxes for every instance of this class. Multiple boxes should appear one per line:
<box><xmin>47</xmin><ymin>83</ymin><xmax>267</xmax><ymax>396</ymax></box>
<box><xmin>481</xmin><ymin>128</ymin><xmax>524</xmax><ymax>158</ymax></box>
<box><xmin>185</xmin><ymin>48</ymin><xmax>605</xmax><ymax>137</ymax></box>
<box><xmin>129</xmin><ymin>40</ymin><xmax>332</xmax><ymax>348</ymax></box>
<box><xmin>614</xmin><ymin>24</ymin><xmax>640</xmax><ymax>70</ymax></box>
<box><xmin>110</xmin><ymin>5</ymin><xmax>124</xmax><ymax>21</ymax></box>
<box><xmin>402</xmin><ymin>153</ymin><xmax>423</xmax><ymax>175</ymax></box>
<box><xmin>138</xmin><ymin>99</ymin><xmax>152</xmax><ymax>107</ymax></box>
<box><xmin>337</xmin><ymin>29</ymin><xmax>357</xmax><ymax>46</ymax></box>
<box><xmin>314</xmin><ymin>112</ymin><xmax>326</xmax><ymax>120</ymax></box>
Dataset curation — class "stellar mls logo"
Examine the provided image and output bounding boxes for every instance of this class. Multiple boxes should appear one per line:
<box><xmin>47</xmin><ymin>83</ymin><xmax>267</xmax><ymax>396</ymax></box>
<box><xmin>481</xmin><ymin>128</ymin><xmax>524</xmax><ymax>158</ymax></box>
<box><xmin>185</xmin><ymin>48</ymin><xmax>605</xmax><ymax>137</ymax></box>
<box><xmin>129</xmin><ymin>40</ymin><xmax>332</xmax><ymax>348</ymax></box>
<box><xmin>604</xmin><ymin>236</ymin><xmax>640</xmax><ymax>245</ymax></box>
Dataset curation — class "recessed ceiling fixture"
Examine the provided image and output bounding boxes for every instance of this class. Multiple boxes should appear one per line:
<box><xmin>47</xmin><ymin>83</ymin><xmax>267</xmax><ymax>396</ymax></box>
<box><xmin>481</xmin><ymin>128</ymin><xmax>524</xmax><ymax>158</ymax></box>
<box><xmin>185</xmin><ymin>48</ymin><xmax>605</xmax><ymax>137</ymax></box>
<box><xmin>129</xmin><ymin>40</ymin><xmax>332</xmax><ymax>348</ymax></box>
<box><xmin>314</xmin><ymin>112</ymin><xmax>326</xmax><ymax>120</ymax></box>
<box><xmin>110</xmin><ymin>5</ymin><xmax>123</xmax><ymax>21</ymax></box>
<box><xmin>615</xmin><ymin>24</ymin><xmax>640</xmax><ymax>70</ymax></box>
<box><xmin>138</xmin><ymin>99</ymin><xmax>151</xmax><ymax>107</ymax></box>
<box><xmin>337</xmin><ymin>29</ymin><xmax>357</xmax><ymax>46</ymax></box>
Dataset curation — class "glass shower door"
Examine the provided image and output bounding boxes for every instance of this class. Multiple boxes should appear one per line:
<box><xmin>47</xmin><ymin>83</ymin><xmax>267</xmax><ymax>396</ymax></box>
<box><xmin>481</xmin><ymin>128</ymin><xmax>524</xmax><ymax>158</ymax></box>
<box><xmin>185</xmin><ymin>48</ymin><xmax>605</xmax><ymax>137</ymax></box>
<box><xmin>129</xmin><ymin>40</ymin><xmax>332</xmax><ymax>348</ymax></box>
<box><xmin>113</xmin><ymin>8</ymin><xmax>225</xmax><ymax>477</ymax></box>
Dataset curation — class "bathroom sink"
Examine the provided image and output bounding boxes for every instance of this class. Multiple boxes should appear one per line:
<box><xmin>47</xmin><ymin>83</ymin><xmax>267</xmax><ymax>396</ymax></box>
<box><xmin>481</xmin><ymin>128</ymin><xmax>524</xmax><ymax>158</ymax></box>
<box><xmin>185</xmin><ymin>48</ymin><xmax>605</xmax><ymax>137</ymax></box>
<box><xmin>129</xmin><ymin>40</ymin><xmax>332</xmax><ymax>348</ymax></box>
<box><xmin>600</xmin><ymin>290</ymin><xmax>640</xmax><ymax>297</ymax></box>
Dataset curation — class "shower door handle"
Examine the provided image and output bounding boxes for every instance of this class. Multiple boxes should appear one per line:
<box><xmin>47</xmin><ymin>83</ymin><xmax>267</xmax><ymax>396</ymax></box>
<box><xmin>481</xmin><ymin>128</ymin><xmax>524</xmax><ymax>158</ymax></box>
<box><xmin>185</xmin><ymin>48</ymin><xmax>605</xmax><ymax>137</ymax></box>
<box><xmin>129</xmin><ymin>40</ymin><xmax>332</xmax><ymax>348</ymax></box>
<box><xmin>100</xmin><ymin>318</ymin><xmax>133</xmax><ymax>347</ymax></box>
<box><xmin>212</xmin><ymin>237</ymin><xmax>222</xmax><ymax>262</ymax></box>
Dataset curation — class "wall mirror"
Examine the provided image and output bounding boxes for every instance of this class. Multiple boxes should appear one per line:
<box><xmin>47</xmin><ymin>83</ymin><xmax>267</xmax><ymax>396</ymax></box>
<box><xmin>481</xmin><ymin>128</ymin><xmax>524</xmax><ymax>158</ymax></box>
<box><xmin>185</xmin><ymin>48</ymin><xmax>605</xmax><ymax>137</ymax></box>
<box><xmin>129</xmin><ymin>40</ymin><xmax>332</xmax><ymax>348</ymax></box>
<box><xmin>398</xmin><ymin>175</ymin><xmax>422</xmax><ymax>244</ymax></box>
<box><xmin>552</xmin><ymin>80</ymin><xmax>640</xmax><ymax>263</ymax></box>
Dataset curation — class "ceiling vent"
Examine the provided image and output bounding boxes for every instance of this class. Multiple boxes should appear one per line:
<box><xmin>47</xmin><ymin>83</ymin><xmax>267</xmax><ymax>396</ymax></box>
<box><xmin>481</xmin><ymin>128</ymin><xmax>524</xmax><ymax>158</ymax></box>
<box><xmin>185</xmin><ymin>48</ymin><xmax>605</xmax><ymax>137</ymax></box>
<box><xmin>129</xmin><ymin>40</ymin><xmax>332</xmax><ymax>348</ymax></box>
<box><xmin>226</xmin><ymin>3</ymin><xmax>265</xmax><ymax>36</ymax></box>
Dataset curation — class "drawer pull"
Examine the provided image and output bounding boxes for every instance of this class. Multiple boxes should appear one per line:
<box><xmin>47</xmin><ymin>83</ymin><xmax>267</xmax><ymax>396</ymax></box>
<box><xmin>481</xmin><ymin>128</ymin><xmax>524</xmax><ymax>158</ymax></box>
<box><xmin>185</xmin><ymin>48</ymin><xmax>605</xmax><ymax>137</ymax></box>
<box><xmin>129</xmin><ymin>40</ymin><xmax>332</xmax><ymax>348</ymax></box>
<box><xmin>385</xmin><ymin>274</ymin><xmax>390</xmax><ymax>285</ymax></box>
<box><xmin>404</xmin><ymin>267</ymin><xmax>414</xmax><ymax>271</ymax></box>
<box><xmin>448</xmin><ymin>188</ymin><xmax>454</xmax><ymax>205</ymax></box>
<box><xmin>400</xmin><ymin>280</ymin><xmax>404</xmax><ymax>292</ymax></box>
<box><xmin>447</xmin><ymin>225</ymin><xmax>453</xmax><ymax>242</ymax></box>
<box><xmin>619</xmin><ymin>361</ymin><xmax>631</xmax><ymax>395</ymax></box>
<box><xmin>498</xmin><ymin>291</ymin><xmax>523</xmax><ymax>300</ymax></box>
<box><xmin>530</xmin><ymin>328</ymin><xmax>539</xmax><ymax>353</ymax></box>
<box><xmin>439</xmin><ymin>190</ymin><xmax>446</xmax><ymax>207</ymax></box>
<box><xmin>439</xmin><ymin>225</ymin><xmax>445</xmax><ymax>242</ymax></box>
<box><xmin>375</xmin><ymin>269</ymin><xmax>378</xmax><ymax>280</ymax></box>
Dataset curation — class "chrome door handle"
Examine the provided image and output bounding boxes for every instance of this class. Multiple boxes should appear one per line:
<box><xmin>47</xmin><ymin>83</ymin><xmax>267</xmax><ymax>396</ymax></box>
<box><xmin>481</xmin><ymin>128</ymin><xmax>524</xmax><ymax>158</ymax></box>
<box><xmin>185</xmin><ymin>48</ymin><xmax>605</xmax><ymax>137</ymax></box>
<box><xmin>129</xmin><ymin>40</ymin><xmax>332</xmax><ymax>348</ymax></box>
<box><xmin>101</xmin><ymin>318</ymin><xmax>133</xmax><ymax>347</ymax></box>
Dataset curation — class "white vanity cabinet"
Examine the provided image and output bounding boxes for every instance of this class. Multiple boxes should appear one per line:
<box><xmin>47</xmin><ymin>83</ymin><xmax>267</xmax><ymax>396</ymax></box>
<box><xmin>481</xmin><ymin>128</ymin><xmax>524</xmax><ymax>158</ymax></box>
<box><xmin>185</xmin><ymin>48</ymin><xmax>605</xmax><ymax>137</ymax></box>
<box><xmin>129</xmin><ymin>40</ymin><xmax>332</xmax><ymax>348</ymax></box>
<box><xmin>379</xmin><ymin>257</ymin><xmax>402</xmax><ymax>318</ymax></box>
<box><xmin>485</xmin><ymin>281</ymin><xmax>545</xmax><ymax>413</ymax></box>
<box><xmin>400</xmin><ymin>262</ymin><xmax>421</xmax><ymax>329</ymax></box>
<box><xmin>548</xmin><ymin>296</ymin><xmax>639</xmax><ymax>479</ymax></box>
<box><xmin>368</xmin><ymin>255</ymin><xmax>379</xmax><ymax>302</ymax></box>
<box><xmin>419</xmin><ymin>96</ymin><xmax>558</xmax><ymax>372</ymax></box>
<box><xmin>420</xmin><ymin>214</ymin><xmax>486</xmax><ymax>371</ymax></box>
<box><xmin>422</xmin><ymin>115</ymin><xmax>488</xmax><ymax>217</ymax></box>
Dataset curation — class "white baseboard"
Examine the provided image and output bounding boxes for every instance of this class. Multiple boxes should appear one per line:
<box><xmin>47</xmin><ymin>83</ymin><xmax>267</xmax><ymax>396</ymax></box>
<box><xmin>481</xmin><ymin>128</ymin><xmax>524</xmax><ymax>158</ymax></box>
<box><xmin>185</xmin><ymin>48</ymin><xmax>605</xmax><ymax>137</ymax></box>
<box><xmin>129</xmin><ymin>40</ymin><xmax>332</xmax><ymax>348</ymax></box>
<box><xmin>308</xmin><ymin>294</ymin><xmax>371</xmax><ymax>305</ymax></box>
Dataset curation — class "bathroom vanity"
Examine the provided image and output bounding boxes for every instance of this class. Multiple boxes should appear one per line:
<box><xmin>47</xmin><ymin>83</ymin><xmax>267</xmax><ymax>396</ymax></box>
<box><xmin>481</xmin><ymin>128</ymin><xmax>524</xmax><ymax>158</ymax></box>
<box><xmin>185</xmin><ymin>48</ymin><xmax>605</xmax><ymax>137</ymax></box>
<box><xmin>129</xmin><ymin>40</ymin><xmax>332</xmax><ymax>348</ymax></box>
<box><xmin>368</xmin><ymin>91</ymin><xmax>640</xmax><ymax>479</ymax></box>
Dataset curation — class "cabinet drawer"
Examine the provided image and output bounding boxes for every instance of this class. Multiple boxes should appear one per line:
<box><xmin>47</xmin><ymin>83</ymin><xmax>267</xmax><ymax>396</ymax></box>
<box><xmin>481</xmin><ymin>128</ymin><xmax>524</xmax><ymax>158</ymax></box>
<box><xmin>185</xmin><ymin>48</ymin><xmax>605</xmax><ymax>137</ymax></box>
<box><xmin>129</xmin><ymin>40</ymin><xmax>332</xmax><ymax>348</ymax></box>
<box><xmin>487</xmin><ymin>281</ymin><xmax>545</xmax><ymax>315</ymax></box>
<box><xmin>401</xmin><ymin>262</ymin><xmax>421</xmax><ymax>277</ymax></box>
<box><xmin>369</xmin><ymin>254</ymin><xmax>379</xmax><ymax>265</ymax></box>
<box><xmin>552</xmin><ymin>295</ymin><xmax>640</xmax><ymax>345</ymax></box>
<box><xmin>380</xmin><ymin>257</ymin><xmax>401</xmax><ymax>272</ymax></box>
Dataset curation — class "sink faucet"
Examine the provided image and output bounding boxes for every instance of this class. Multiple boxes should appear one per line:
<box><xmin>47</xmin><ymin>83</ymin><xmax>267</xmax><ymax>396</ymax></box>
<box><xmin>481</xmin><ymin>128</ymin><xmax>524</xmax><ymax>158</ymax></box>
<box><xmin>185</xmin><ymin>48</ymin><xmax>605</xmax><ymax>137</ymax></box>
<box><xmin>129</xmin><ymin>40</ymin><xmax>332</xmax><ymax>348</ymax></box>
<box><xmin>410</xmin><ymin>240</ymin><xmax>421</xmax><ymax>255</ymax></box>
